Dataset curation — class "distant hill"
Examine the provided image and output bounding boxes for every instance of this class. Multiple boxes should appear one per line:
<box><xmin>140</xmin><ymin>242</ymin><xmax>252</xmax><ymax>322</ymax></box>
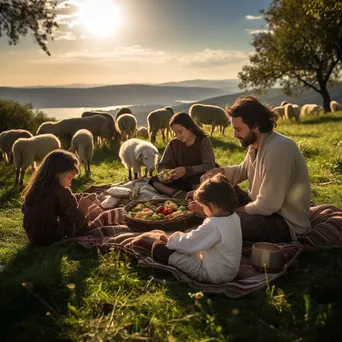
<box><xmin>0</xmin><ymin>84</ymin><xmax>227</xmax><ymax>108</ymax></box>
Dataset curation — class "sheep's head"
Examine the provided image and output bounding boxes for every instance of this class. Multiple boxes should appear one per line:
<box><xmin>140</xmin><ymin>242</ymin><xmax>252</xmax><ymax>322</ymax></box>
<box><xmin>137</xmin><ymin>148</ymin><xmax>159</xmax><ymax>172</ymax></box>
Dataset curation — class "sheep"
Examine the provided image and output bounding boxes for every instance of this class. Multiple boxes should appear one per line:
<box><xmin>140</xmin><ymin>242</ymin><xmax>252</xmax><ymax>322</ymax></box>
<box><xmin>115</xmin><ymin>107</ymin><xmax>132</xmax><ymax>121</ymax></box>
<box><xmin>273</xmin><ymin>106</ymin><xmax>286</xmax><ymax>119</ymax></box>
<box><xmin>115</xmin><ymin>114</ymin><xmax>137</xmax><ymax>142</ymax></box>
<box><xmin>300</xmin><ymin>104</ymin><xmax>322</xmax><ymax>116</ymax></box>
<box><xmin>36</xmin><ymin>115</ymin><xmax>110</xmax><ymax>148</ymax></box>
<box><xmin>81</xmin><ymin>111</ymin><xmax>118</xmax><ymax>143</ymax></box>
<box><xmin>69</xmin><ymin>129</ymin><xmax>94</xmax><ymax>174</ymax></box>
<box><xmin>0</xmin><ymin>129</ymin><xmax>33</xmax><ymax>163</ymax></box>
<box><xmin>12</xmin><ymin>134</ymin><xmax>61</xmax><ymax>185</ymax></box>
<box><xmin>119</xmin><ymin>138</ymin><xmax>159</xmax><ymax>180</ymax></box>
<box><xmin>330</xmin><ymin>101</ymin><xmax>340</xmax><ymax>112</ymax></box>
<box><xmin>147</xmin><ymin>106</ymin><xmax>174</xmax><ymax>144</ymax></box>
<box><xmin>189</xmin><ymin>104</ymin><xmax>230</xmax><ymax>136</ymax></box>
<box><xmin>136</xmin><ymin>126</ymin><xmax>149</xmax><ymax>139</ymax></box>
<box><xmin>280</xmin><ymin>101</ymin><xmax>289</xmax><ymax>107</ymax></box>
<box><xmin>285</xmin><ymin>104</ymin><xmax>300</xmax><ymax>121</ymax></box>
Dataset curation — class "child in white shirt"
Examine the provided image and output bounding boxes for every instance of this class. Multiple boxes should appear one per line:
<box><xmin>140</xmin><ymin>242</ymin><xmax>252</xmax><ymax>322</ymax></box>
<box><xmin>156</xmin><ymin>173</ymin><xmax>242</xmax><ymax>284</ymax></box>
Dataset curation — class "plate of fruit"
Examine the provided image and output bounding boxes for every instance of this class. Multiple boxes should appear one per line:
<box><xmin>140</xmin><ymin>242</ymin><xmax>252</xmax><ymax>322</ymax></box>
<box><xmin>123</xmin><ymin>199</ymin><xmax>203</xmax><ymax>232</ymax></box>
<box><xmin>158</xmin><ymin>169</ymin><xmax>174</xmax><ymax>182</ymax></box>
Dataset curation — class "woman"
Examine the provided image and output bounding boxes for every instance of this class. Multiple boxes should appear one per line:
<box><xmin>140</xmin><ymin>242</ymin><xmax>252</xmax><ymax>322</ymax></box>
<box><xmin>149</xmin><ymin>112</ymin><xmax>217</xmax><ymax>198</ymax></box>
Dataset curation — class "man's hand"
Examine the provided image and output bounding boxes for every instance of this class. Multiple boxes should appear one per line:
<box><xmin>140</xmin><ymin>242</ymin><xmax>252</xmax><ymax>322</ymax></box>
<box><xmin>200</xmin><ymin>167</ymin><xmax>225</xmax><ymax>182</ymax></box>
<box><xmin>172</xmin><ymin>167</ymin><xmax>186</xmax><ymax>180</ymax></box>
<box><xmin>188</xmin><ymin>200</ymin><xmax>205</xmax><ymax>217</ymax></box>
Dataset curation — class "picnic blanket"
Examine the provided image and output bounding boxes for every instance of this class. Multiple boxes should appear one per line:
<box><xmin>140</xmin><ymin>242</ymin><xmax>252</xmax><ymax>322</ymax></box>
<box><xmin>75</xmin><ymin>204</ymin><xmax>342</xmax><ymax>298</ymax></box>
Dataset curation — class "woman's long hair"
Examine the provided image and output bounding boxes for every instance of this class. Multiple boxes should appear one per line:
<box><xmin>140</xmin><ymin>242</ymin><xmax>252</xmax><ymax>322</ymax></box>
<box><xmin>169</xmin><ymin>112</ymin><xmax>207</xmax><ymax>136</ymax></box>
<box><xmin>22</xmin><ymin>150</ymin><xmax>80</xmax><ymax>205</ymax></box>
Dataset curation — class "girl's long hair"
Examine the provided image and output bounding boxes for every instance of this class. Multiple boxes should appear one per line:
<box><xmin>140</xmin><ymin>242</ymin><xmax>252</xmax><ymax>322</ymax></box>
<box><xmin>22</xmin><ymin>149</ymin><xmax>80</xmax><ymax>205</ymax></box>
<box><xmin>169</xmin><ymin>112</ymin><xmax>207</xmax><ymax>136</ymax></box>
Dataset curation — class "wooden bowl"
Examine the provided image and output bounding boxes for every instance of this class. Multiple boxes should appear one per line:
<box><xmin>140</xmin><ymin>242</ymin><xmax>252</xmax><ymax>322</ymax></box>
<box><xmin>251</xmin><ymin>242</ymin><xmax>286</xmax><ymax>272</ymax></box>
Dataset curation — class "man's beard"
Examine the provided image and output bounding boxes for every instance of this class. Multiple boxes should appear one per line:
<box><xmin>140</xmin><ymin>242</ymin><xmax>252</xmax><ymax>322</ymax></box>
<box><xmin>238</xmin><ymin>130</ymin><xmax>257</xmax><ymax>147</ymax></box>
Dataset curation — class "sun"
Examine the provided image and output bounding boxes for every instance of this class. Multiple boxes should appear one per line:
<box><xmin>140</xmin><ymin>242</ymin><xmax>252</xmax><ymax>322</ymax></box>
<box><xmin>78</xmin><ymin>0</ymin><xmax>123</xmax><ymax>38</ymax></box>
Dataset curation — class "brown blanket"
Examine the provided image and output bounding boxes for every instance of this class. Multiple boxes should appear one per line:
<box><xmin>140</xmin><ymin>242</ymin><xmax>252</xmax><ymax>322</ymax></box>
<box><xmin>75</xmin><ymin>204</ymin><xmax>342</xmax><ymax>298</ymax></box>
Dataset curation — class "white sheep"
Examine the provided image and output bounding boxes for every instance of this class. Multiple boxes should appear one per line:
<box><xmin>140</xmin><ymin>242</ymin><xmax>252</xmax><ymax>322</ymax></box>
<box><xmin>280</xmin><ymin>101</ymin><xmax>289</xmax><ymax>107</ymax></box>
<box><xmin>69</xmin><ymin>129</ymin><xmax>94</xmax><ymax>174</ymax></box>
<box><xmin>12</xmin><ymin>134</ymin><xmax>61</xmax><ymax>185</ymax></box>
<box><xmin>119</xmin><ymin>138</ymin><xmax>159</xmax><ymax>180</ymax></box>
<box><xmin>115</xmin><ymin>107</ymin><xmax>132</xmax><ymax>121</ymax></box>
<box><xmin>82</xmin><ymin>111</ymin><xmax>118</xmax><ymax>143</ymax></box>
<box><xmin>273</xmin><ymin>106</ymin><xmax>286</xmax><ymax>118</ymax></box>
<box><xmin>116</xmin><ymin>114</ymin><xmax>137</xmax><ymax>142</ymax></box>
<box><xmin>330</xmin><ymin>101</ymin><xmax>340</xmax><ymax>112</ymax></box>
<box><xmin>189</xmin><ymin>104</ymin><xmax>230</xmax><ymax>136</ymax></box>
<box><xmin>0</xmin><ymin>129</ymin><xmax>33</xmax><ymax>163</ymax></box>
<box><xmin>285</xmin><ymin>104</ymin><xmax>300</xmax><ymax>121</ymax></box>
<box><xmin>147</xmin><ymin>106</ymin><xmax>174</xmax><ymax>144</ymax></box>
<box><xmin>136</xmin><ymin>126</ymin><xmax>149</xmax><ymax>139</ymax></box>
<box><xmin>36</xmin><ymin>115</ymin><xmax>110</xmax><ymax>148</ymax></box>
<box><xmin>300</xmin><ymin>104</ymin><xmax>322</xmax><ymax>116</ymax></box>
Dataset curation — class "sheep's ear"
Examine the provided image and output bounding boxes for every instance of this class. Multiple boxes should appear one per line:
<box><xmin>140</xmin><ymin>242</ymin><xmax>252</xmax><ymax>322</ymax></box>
<box><xmin>136</xmin><ymin>151</ymin><xmax>143</xmax><ymax>160</ymax></box>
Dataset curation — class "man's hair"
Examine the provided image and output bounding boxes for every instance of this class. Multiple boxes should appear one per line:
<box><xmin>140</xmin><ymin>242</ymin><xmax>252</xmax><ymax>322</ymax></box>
<box><xmin>194</xmin><ymin>173</ymin><xmax>238</xmax><ymax>213</ymax></box>
<box><xmin>225</xmin><ymin>96</ymin><xmax>278</xmax><ymax>133</ymax></box>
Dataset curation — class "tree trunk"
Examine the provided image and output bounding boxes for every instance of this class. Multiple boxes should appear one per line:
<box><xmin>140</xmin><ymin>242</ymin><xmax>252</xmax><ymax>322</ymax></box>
<box><xmin>319</xmin><ymin>82</ymin><xmax>331</xmax><ymax>113</ymax></box>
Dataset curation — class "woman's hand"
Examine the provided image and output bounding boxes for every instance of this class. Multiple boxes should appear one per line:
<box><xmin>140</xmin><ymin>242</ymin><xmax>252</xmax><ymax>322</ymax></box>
<box><xmin>200</xmin><ymin>167</ymin><xmax>225</xmax><ymax>182</ymax></box>
<box><xmin>78</xmin><ymin>194</ymin><xmax>95</xmax><ymax>216</ymax></box>
<box><xmin>172</xmin><ymin>167</ymin><xmax>186</xmax><ymax>180</ymax></box>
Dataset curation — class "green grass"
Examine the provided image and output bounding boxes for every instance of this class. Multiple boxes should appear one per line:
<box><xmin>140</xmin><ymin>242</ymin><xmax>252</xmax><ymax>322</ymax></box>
<box><xmin>0</xmin><ymin>113</ymin><xmax>342</xmax><ymax>341</ymax></box>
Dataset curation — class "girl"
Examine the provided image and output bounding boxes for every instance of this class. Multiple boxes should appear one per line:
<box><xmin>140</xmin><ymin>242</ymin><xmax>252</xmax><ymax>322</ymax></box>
<box><xmin>22</xmin><ymin>150</ymin><xmax>95</xmax><ymax>246</ymax></box>
<box><xmin>154</xmin><ymin>173</ymin><xmax>242</xmax><ymax>284</ymax></box>
<box><xmin>149</xmin><ymin>112</ymin><xmax>217</xmax><ymax>198</ymax></box>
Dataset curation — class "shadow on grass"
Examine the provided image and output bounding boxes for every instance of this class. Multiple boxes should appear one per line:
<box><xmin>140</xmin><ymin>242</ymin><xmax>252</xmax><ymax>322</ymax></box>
<box><xmin>92</xmin><ymin>142</ymin><xmax>121</xmax><ymax>164</ymax></box>
<box><xmin>210</xmin><ymin>136</ymin><xmax>245</xmax><ymax>152</ymax></box>
<box><xmin>0</xmin><ymin>242</ymin><xmax>101</xmax><ymax>341</ymax></box>
<box><xmin>300</xmin><ymin>115</ymin><xmax>342</xmax><ymax>125</ymax></box>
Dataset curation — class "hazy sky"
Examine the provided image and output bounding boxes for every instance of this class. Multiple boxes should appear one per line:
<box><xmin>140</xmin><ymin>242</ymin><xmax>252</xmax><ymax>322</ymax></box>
<box><xmin>0</xmin><ymin>0</ymin><xmax>271</xmax><ymax>86</ymax></box>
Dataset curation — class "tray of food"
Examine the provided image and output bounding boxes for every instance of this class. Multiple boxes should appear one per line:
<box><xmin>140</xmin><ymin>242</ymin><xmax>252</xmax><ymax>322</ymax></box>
<box><xmin>123</xmin><ymin>198</ymin><xmax>203</xmax><ymax>232</ymax></box>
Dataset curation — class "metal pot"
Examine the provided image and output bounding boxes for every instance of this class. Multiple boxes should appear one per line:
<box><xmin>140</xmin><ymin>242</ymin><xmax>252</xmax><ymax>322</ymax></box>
<box><xmin>251</xmin><ymin>242</ymin><xmax>286</xmax><ymax>272</ymax></box>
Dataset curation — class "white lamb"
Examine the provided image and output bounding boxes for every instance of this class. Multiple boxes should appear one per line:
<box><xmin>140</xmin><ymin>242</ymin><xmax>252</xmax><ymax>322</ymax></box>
<box><xmin>69</xmin><ymin>129</ymin><xmax>94</xmax><ymax>174</ymax></box>
<box><xmin>119</xmin><ymin>138</ymin><xmax>159</xmax><ymax>180</ymax></box>
<box><xmin>0</xmin><ymin>129</ymin><xmax>33</xmax><ymax>163</ymax></box>
<box><xmin>330</xmin><ymin>101</ymin><xmax>340</xmax><ymax>112</ymax></box>
<box><xmin>12</xmin><ymin>134</ymin><xmax>61</xmax><ymax>185</ymax></box>
<box><xmin>285</xmin><ymin>104</ymin><xmax>300</xmax><ymax>121</ymax></box>
<box><xmin>189</xmin><ymin>104</ymin><xmax>230</xmax><ymax>136</ymax></box>
<box><xmin>300</xmin><ymin>104</ymin><xmax>321</xmax><ymax>116</ymax></box>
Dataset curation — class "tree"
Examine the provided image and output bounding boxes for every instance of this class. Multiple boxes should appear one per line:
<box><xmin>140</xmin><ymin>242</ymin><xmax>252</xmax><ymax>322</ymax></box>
<box><xmin>0</xmin><ymin>0</ymin><xmax>58</xmax><ymax>56</ymax></box>
<box><xmin>238</xmin><ymin>0</ymin><xmax>342</xmax><ymax>112</ymax></box>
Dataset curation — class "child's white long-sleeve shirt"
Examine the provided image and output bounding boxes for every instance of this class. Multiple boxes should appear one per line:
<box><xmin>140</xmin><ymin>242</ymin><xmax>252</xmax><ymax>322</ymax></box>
<box><xmin>166</xmin><ymin>214</ymin><xmax>242</xmax><ymax>284</ymax></box>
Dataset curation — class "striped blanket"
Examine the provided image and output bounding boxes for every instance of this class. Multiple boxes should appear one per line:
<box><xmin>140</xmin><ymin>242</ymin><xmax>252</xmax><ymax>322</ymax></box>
<box><xmin>75</xmin><ymin>204</ymin><xmax>342</xmax><ymax>298</ymax></box>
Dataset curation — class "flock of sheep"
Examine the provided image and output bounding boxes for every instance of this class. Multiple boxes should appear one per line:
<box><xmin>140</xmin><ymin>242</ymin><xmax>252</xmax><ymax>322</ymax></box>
<box><xmin>0</xmin><ymin>100</ymin><xmax>340</xmax><ymax>185</ymax></box>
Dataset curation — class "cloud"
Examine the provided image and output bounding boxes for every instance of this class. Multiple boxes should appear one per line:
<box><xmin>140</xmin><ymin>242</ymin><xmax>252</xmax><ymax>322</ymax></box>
<box><xmin>245</xmin><ymin>29</ymin><xmax>269</xmax><ymax>35</ymax></box>
<box><xmin>245</xmin><ymin>15</ymin><xmax>263</xmax><ymax>20</ymax></box>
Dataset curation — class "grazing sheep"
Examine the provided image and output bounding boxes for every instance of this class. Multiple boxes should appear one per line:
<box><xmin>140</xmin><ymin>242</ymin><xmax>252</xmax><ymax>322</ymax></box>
<box><xmin>116</xmin><ymin>114</ymin><xmax>137</xmax><ymax>142</ymax></box>
<box><xmin>82</xmin><ymin>111</ymin><xmax>118</xmax><ymax>142</ymax></box>
<box><xmin>300</xmin><ymin>104</ymin><xmax>322</xmax><ymax>116</ymax></box>
<box><xmin>330</xmin><ymin>101</ymin><xmax>340</xmax><ymax>112</ymax></box>
<box><xmin>115</xmin><ymin>107</ymin><xmax>132</xmax><ymax>121</ymax></box>
<box><xmin>280</xmin><ymin>101</ymin><xmax>289</xmax><ymax>107</ymax></box>
<box><xmin>189</xmin><ymin>104</ymin><xmax>230</xmax><ymax>136</ymax></box>
<box><xmin>136</xmin><ymin>126</ymin><xmax>149</xmax><ymax>139</ymax></box>
<box><xmin>147</xmin><ymin>106</ymin><xmax>174</xmax><ymax>144</ymax></box>
<box><xmin>285</xmin><ymin>104</ymin><xmax>300</xmax><ymax>121</ymax></box>
<box><xmin>119</xmin><ymin>138</ymin><xmax>159</xmax><ymax>180</ymax></box>
<box><xmin>273</xmin><ymin>106</ymin><xmax>286</xmax><ymax>118</ymax></box>
<box><xmin>36</xmin><ymin>115</ymin><xmax>110</xmax><ymax>148</ymax></box>
<box><xmin>12</xmin><ymin>134</ymin><xmax>61</xmax><ymax>185</ymax></box>
<box><xmin>69</xmin><ymin>129</ymin><xmax>94</xmax><ymax>174</ymax></box>
<box><xmin>0</xmin><ymin>129</ymin><xmax>33</xmax><ymax>163</ymax></box>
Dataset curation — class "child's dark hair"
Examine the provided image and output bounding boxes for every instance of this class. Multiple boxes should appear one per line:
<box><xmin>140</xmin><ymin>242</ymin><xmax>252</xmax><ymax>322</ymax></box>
<box><xmin>194</xmin><ymin>173</ymin><xmax>238</xmax><ymax>214</ymax></box>
<box><xmin>22</xmin><ymin>149</ymin><xmax>80</xmax><ymax>205</ymax></box>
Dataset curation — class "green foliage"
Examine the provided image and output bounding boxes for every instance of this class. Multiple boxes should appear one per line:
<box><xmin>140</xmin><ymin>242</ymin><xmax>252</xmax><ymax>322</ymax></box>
<box><xmin>0</xmin><ymin>99</ymin><xmax>55</xmax><ymax>134</ymax></box>
<box><xmin>0</xmin><ymin>112</ymin><xmax>342</xmax><ymax>340</ymax></box>
<box><xmin>0</xmin><ymin>0</ymin><xmax>58</xmax><ymax>55</ymax></box>
<box><xmin>238</xmin><ymin>0</ymin><xmax>342</xmax><ymax>112</ymax></box>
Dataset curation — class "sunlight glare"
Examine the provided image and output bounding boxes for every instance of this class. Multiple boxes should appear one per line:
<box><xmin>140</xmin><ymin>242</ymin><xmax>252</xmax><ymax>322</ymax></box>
<box><xmin>78</xmin><ymin>0</ymin><xmax>123</xmax><ymax>38</ymax></box>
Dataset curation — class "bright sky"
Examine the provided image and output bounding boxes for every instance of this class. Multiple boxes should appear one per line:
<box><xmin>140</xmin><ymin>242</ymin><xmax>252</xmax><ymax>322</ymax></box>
<box><xmin>0</xmin><ymin>0</ymin><xmax>271</xmax><ymax>86</ymax></box>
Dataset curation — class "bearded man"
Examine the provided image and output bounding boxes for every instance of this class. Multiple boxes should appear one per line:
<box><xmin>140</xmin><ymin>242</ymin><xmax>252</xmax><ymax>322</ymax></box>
<box><xmin>188</xmin><ymin>96</ymin><xmax>311</xmax><ymax>242</ymax></box>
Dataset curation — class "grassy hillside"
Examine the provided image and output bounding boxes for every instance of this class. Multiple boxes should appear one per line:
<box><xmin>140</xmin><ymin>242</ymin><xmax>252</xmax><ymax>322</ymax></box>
<box><xmin>0</xmin><ymin>113</ymin><xmax>341</xmax><ymax>341</ymax></box>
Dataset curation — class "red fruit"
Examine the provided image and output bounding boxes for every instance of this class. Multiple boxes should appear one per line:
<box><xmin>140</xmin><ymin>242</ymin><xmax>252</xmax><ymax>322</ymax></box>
<box><xmin>165</xmin><ymin>207</ymin><xmax>173</xmax><ymax>215</ymax></box>
<box><xmin>156</xmin><ymin>206</ymin><xmax>166</xmax><ymax>214</ymax></box>
<box><xmin>166</xmin><ymin>214</ymin><xmax>172</xmax><ymax>219</ymax></box>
